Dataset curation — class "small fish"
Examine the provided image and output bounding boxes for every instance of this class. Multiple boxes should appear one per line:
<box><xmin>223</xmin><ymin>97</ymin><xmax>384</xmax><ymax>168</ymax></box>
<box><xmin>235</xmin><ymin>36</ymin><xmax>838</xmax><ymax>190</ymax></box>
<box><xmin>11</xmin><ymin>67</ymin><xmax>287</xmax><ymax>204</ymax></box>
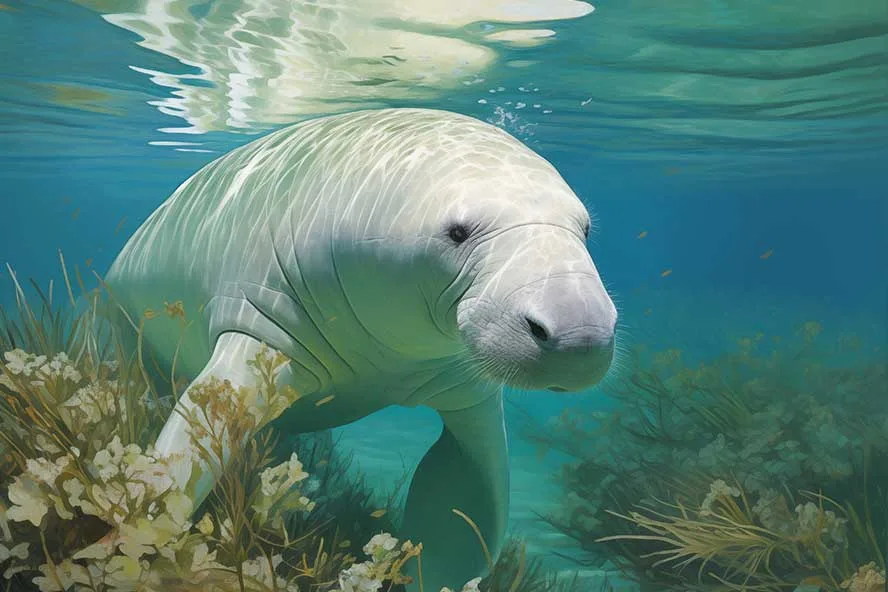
<box><xmin>71</xmin><ymin>208</ymin><xmax>80</xmax><ymax>220</ymax></box>
<box><xmin>143</xmin><ymin>308</ymin><xmax>156</xmax><ymax>320</ymax></box>
<box><xmin>663</xmin><ymin>167</ymin><xmax>682</xmax><ymax>176</ymax></box>
<box><xmin>327</xmin><ymin>316</ymin><xmax>337</xmax><ymax>322</ymax></box>
<box><xmin>644</xmin><ymin>308</ymin><xmax>653</xmax><ymax>316</ymax></box>
<box><xmin>316</xmin><ymin>459</ymin><xmax>328</xmax><ymax>467</ymax></box>
<box><xmin>62</xmin><ymin>196</ymin><xmax>72</xmax><ymax>204</ymax></box>
<box><xmin>370</xmin><ymin>509</ymin><xmax>387</xmax><ymax>518</ymax></box>
<box><xmin>760</xmin><ymin>249</ymin><xmax>773</xmax><ymax>260</ymax></box>
<box><xmin>338</xmin><ymin>540</ymin><xmax>351</xmax><ymax>548</ymax></box>
<box><xmin>637</xmin><ymin>230</ymin><xmax>648</xmax><ymax>239</ymax></box>
<box><xmin>114</xmin><ymin>216</ymin><xmax>127</xmax><ymax>235</ymax></box>
<box><xmin>660</xmin><ymin>269</ymin><xmax>672</xmax><ymax>278</ymax></box>
<box><xmin>315</xmin><ymin>395</ymin><xmax>335</xmax><ymax>407</ymax></box>
<box><xmin>85</xmin><ymin>258</ymin><xmax>92</xmax><ymax>268</ymax></box>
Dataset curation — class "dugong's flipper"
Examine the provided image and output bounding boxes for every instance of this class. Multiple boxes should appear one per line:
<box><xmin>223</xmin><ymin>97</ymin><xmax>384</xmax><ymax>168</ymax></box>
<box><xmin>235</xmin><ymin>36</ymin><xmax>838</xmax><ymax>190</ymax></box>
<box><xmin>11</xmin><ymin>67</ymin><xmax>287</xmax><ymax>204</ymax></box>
<box><xmin>402</xmin><ymin>391</ymin><xmax>509</xmax><ymax>592</ymax></box>
<box><xmin>154</xmin><ymin>332</ymin><xmax>297</xmax><ymax>506</ymax></box>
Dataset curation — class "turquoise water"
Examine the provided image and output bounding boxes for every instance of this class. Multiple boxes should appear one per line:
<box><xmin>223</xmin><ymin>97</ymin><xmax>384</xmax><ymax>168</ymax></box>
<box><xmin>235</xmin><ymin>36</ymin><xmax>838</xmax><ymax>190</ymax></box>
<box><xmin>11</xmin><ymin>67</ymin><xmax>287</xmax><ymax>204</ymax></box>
<box><xmin>2</xmin><ymin>0</ymin><xmax>887</xmax><ymax>589</ymax></box>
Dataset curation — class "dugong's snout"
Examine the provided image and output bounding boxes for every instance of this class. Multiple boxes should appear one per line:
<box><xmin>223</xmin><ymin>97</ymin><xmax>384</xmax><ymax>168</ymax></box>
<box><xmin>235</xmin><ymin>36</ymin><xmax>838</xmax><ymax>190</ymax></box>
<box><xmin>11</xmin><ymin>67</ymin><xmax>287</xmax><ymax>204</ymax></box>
<box><xmin>507</xmin><ymin>269</ymin><xmax>617</xmax><ymax>392</ymax></box>
<box><xmin>518</xmin><ymin>275</ymin><xmax>617</xmax><ymax>392</ymax></box>
<box><xmin>459</xmin><ymin>252</ymin><xmax>618</xmax><ymax>393</ymax></box>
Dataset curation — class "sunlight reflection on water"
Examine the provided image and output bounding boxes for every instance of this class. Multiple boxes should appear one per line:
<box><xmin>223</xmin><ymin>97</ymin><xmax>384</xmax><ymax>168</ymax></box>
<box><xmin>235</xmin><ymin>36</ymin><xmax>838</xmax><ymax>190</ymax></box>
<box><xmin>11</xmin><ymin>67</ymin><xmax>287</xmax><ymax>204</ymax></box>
<box><xmin>91</xmin><ymin>0</ymin><xmax>594</xmax><ymax>134</ymax></box>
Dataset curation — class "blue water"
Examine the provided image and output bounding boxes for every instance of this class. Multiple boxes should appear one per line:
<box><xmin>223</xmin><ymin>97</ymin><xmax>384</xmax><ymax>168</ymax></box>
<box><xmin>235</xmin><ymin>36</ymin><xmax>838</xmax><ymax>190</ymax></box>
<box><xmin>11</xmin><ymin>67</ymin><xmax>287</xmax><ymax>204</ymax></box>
<box><xmin>2</xmin><ymin>0</ymin><xmax>887</xmax><ymax>587</ymax></box>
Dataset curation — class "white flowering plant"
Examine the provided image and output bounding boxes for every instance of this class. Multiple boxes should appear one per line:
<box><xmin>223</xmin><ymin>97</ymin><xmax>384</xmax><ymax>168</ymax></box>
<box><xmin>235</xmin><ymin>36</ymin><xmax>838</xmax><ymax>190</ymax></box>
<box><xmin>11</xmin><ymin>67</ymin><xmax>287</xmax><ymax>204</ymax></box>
<box><xmin>523</xmin><ymin>321</ymin><xmax>887</xmax><ymax>591</ymax></box>
<box><xmin>0</xmin><ymin>338</ymin><xmax>356</xmax><ymax>590</ymax></box>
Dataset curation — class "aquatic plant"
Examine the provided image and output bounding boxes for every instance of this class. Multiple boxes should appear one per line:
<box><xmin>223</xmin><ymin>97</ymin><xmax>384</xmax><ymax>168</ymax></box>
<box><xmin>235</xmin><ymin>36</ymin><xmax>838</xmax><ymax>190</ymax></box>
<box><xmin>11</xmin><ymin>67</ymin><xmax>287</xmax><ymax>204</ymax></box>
<box><xmin>0</xmin><ymin>256</ymin><xmax>575</xmax><ymax>592</ymax></box>
<box><xmin>523</xmin><ymin>322</ymin><xmax>888</xmax><ymax>591</ymax></box>
<box><xmin>473</xmin><ymin>537</ymin><xmax>580</xmax><ymax>592</ymax></box>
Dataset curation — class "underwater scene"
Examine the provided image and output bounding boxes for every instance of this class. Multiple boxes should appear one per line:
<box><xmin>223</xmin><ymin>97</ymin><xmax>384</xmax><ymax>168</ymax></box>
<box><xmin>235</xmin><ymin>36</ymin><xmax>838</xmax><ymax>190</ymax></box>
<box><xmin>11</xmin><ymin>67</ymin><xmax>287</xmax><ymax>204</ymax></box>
<box><xmin>1</xmin><ymin>1</ymin><xmax>887</xmax><ymax>591</ymax></box>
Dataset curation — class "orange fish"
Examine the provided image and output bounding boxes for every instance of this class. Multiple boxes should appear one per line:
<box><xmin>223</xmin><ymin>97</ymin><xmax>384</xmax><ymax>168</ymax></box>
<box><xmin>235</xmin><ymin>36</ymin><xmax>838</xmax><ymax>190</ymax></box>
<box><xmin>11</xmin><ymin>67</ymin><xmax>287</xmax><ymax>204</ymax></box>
<box><xmin>315</xmin><ymin>395</ymin><xmax>335</xmax><ymax>407</ymax></box>
<box><xmin>637</xmin><ymin>230</ymin><xmax>648</xmax><ymax>239</ymax></box>
<box><xmin>370</xmin><ymin>509</ymin><xmax>387</xmax><ymax>518</ymax></box>
<box><xmin>85</xmin><ymin>258</ymin><xmax>93</xmax><ymax>268</ymax></box>
<box><xmin>660</xmin><ymin>269</ymin><xmax>672</xmax><ymax>278</ymax></box>
<box><xmin>71</xmin><ymin>208</ymin><xmax>80</xmax><ymax>220</ymax></box>
<box><xmin>760</xmin><ymin>249</ymin><xmax>773</xmax><ymax>260</ymax></box>
<box><xmin>114</xmin><ymin>216</ymin><xmax>127</xmax><ymax>235</ymax></box>
<box><xmin>644</xmin><ymin>308</ymin><xmax>653</xmax><ymax>316</ymax></box>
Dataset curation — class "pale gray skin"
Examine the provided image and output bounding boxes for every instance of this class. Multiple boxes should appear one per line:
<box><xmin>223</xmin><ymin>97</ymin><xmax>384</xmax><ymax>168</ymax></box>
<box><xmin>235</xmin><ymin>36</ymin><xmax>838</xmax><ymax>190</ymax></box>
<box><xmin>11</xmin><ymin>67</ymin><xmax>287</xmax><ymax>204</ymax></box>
<box><xmin>104</xmin><ymin>108</ymin><xmax>617</xmax><ymax>591</ymax></box>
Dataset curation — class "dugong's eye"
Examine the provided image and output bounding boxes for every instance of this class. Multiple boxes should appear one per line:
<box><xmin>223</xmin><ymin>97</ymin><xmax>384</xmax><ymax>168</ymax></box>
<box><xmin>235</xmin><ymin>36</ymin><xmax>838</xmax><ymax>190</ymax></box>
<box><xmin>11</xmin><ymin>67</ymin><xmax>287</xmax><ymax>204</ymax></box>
<box><xmin>582</xmin><ymin>222</ymin><xmax>591</xmax><ymax>239</ymax></box>
<box><xmin>447</xmin><ymin>224</ymin><xmax>471</xmax><ymax>244</ymax></box>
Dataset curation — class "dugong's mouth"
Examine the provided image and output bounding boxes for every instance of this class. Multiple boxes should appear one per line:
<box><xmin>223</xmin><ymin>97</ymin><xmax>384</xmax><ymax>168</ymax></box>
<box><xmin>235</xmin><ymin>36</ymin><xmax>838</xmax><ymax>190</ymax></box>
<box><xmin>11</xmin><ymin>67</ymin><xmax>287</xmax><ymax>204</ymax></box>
<box><xmin>462</xmin><ymin>353</ymin><xmax>574</xmax><ymax>393</ymax></box>
<box><xmin>460</xmin><ymin>336</ymin><xmax>615</xmax><ymax>394</ymax></box>
<box><xmin>455</xmin><ymin>283</ymin><xmax>617</xmax><ymax>393</ymax></box>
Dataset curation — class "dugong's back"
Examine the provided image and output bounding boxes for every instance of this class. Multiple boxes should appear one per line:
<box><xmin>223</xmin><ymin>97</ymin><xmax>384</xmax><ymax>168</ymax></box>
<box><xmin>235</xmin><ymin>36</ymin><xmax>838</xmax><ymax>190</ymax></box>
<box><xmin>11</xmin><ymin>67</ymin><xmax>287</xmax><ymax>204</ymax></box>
<box><xmin>104</xmin><ymin>108</ymin><xmax>533</xmax><ymax>379</ymax></box>
<box><xmin>108</xmin><ymin>108</ymin><xmax>524</xmax><ymax>289</ymax></box>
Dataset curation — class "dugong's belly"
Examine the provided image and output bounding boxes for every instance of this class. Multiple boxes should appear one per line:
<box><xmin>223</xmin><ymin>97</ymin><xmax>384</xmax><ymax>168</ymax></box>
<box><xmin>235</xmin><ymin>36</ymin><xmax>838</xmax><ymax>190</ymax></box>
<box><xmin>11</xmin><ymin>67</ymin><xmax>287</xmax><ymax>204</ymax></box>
<box><xmin>103</xmin><ymin>264</ymin><xmax>465</xmax><ymax>423</ymax></box>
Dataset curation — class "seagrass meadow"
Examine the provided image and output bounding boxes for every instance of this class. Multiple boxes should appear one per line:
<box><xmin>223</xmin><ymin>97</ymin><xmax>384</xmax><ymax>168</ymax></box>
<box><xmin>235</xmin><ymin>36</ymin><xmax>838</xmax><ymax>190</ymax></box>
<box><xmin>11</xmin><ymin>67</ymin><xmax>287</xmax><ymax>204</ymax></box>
<box><xmin>520</xmin><ymin>320</ymin><xmax>887</xmax><ymax>591</ymax></box>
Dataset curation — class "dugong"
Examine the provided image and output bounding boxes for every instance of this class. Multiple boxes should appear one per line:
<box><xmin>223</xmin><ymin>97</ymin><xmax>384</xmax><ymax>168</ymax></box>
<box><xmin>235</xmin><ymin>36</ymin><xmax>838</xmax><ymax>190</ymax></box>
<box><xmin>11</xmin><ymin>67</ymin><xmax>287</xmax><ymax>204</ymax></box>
<box><xmin>104</xmin><ymin>108</ymin><xmax>617</xmax><ymax>590</ymax></box>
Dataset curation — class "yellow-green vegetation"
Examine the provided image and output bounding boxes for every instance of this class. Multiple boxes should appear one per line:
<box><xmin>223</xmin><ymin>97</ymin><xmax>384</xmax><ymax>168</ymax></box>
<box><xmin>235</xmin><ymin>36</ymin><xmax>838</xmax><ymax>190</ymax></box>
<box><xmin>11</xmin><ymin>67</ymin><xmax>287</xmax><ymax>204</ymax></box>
<box><xmin>524</xmin><ymin>322</ymin><xmax>887</xmax><ymax>592</ymax></box>
<box><xmin>0</xmin><ymin>256</ymin><xmax>577</xmax><ymax>592</ymax></box>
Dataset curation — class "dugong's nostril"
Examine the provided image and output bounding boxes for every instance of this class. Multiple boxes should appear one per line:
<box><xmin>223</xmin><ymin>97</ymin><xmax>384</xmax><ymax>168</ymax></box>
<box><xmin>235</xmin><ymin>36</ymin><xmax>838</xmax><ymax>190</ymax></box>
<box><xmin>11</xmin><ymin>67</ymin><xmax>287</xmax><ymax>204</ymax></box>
<box><xmin>525</xmin><ymin>317</ymin><xmax>550</xmax><ymax>342</ymax></box>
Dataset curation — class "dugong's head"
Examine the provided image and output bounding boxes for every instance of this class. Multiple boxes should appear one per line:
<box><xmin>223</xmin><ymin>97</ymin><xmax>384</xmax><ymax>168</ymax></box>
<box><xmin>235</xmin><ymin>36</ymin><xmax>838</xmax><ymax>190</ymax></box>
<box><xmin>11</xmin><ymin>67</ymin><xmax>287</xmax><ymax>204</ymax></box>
<box><xmin>446</xmin><ymin>188</ymin><xmax>617</xmax><ymax>394</ymax></box>
<box><xmin>437</xmin><ymin>151</ymin><xmax>617</xmax><ymax>394</ymax></box>
<box><xmin>332</xmin><ymin>109</ymin><xmax>617</xmax><ymax>394</ymax></box>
